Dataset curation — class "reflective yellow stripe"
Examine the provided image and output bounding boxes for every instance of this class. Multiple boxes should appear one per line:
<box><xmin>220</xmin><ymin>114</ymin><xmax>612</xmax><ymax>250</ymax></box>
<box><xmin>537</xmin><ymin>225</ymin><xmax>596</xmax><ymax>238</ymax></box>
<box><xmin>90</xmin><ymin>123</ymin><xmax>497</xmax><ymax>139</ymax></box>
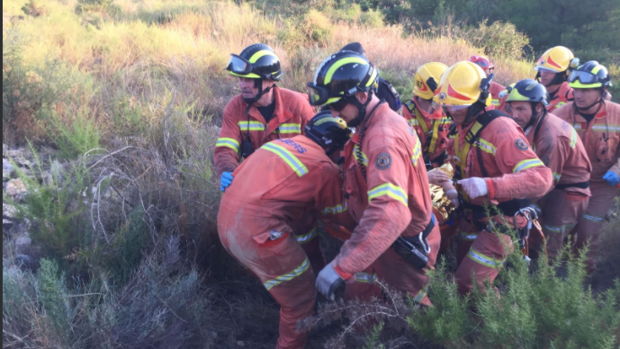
<box><xmin>216</xmin><ymin>137</ymin><xmax>240</xmax><ymax>152</ymax></box>
<box><xmin>475</xmin><ymin>138</ymin><xmax>497</xmax><ymax>155</ymax></box>
<box><xmin>491</xmin><ymin>99</ymin><xmax>500</xmax><ymax>106</ymax></box>
<box><xmin>353</xmin><ymin>144</ymin><xmax>368</xmax><ymax>166</ymax></box>
<box><xmin>408</xmin><ymin>119</ymin><xmax>420</xmax><ymax>127</ymax></box>
<box><xmin>583</xmin><ymin>214</ymin><xmax>605</xmax><ymax>223</ymax></box>
<box><xmin>366</xmin><ymin>68</ymin><xmax>378</xmax><ymax>87</ymax></box>
<box><xmin>322</xmin><ymin>203</ymin><xmax>347</xmax><ymax>215</ymax></box>
<box><xmin>569</xmin><ymin>128</ymin><xmax>578</xmax><ymax>148</ymax></box>
<box><xmin>295</xmin><ymin>227</ymin><xmax>318</xmax><ymax>244</ymax></box>
<box><xmin>238</xmin><ymin>121</ymin><xmax>266</xmax><ymax>131</ymax></box>
<box><xmin>467</xmin><ymin>249</ymin><xmax>505</xmax><ymax>269</ymax></box>
<box><xmin>458</xmin><ymin>230</ymin><xmax>478</xmax><ymax>241</ymax></box>
<box><xmin>325</xmin><ymin>57</ymin><xmax>369</xmax><ymax>85</ymax></box>
<box><xmin>592</xmin><ymin>125</ymin><xmax>620</xmax><ymax>132</ymax></box>
<box><xmin>412</xmin><ymin>141</ymin><xmax>421</xmax><ymax>166</ymax></box>
<box><xmin>262</xmin><ymin>143</ymin><xmax>309</xmax><ymax>177</ymax></box>
<box><xmin>249</xmin><ymin>49</ymin><xmax>276</xmax><ymax>64</ymax></box>
<box><xmin>513</xmin><ymin>158</ymin><xmax>544</xmax><ymax>173</ymax></box>
<box><xmin>542</xmin><ymin>223</ymin><xmax>575</xmax><ymax>234</ymax></box>
<box><xmin>440</xmin><ymin>117</ymin><xmax>452</xmax><ymax>125</ymax></box>
<box><xmin>278</xmin><ymin>123</ymin><xmax>302</xmax><ymax>134</ymax></box>
<box><xmin>263</xmin><ymin>257</ymin><xmax>310</xmax><ymax>290</ymax></box>
<box><xmin>412</xmin><ymin>287</ymin><xmax>428</xmax><ymax>303</ymax></box>
<box><xmin>353</xmin><ymin>272</ymin><xmax>377</xmax><ymax>284</ymax></box>
<box><xmin>367</xmin><ymin>183</ymin><xmax>408</xmax><ymax>206</ymax></box>
<box><xmin>230</xmin><ymin>72</ymin><xmax>261</xmax><ymax>79</ymax></box>
<box><xmin>552</xmin><ymin>172</ymin><xmax>561</xmax><ymax>182</ymax></box>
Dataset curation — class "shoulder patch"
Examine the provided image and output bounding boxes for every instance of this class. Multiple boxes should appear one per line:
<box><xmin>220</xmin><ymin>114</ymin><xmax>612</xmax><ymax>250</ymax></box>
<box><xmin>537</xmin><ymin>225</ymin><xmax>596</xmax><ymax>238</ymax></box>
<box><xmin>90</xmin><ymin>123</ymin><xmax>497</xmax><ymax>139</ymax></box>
<box><xmin>515</xmin><ymin>138</ymin><xmax>528</xmax><ymax>151</ymax></box>
<box><xmin>375</xmin><ymin>152</ymin><xmax>392</xmax><ymax>170</ymax></box>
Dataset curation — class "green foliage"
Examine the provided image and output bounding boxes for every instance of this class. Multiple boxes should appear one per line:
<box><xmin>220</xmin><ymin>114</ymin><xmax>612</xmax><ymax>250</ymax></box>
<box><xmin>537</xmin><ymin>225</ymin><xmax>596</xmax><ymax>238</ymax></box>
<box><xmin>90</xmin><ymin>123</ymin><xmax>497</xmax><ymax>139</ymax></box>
<box><xmin>471</xmin><ymin>20</ymin><xmax>530</xmax><ymax>60</ymax></box>
<box><xmin>411</xmin><ymin>243</ymin><xmax>620</xmax><ymax>348</ymax></box>
<box><xmin>48</xmin><ymin>108</ymin><xmax>102</xmax><ymax>159</ymax></box>
<box><xmin>36</xmin><ymin>259</ymin><xmax>70</xmax><ymax>340</ymax></box>
<box><xmin>10</xmin><ymin>142</ymin><xmax>92</xmax><ymax>265</ymax></box>
<box><xmin>363</xmin><ymin>321</ymin><xmax>385</xmax><ymax>349</ymax></box>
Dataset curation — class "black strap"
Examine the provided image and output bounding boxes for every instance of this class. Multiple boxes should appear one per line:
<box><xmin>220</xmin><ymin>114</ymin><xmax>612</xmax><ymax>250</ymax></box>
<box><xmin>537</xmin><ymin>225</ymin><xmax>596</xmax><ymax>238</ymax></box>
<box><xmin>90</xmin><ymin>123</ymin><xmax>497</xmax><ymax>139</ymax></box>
<box><xmin>355</xmin><ymin>100</ymin><xmax>386</xmax><ymax>182</ymax></box>
<box><xmin>555</xmin><ymin>181</ymin><xmax>590</xmax><ymax>190</ymax></box>
<box><xmin>421</xmin><ymin>214</ymin><xmax>435</xmax><ymax>240</ymax></box>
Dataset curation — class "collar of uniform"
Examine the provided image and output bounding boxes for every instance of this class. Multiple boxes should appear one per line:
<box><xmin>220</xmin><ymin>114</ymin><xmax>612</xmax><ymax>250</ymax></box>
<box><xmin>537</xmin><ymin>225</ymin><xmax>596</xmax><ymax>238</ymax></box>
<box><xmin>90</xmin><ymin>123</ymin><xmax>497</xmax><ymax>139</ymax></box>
<box><xmin>594</xmin><ymin>102</ymin><xmax>608</xmax><ymax>119</ymax></box>
<box><xmin>362</xmin><ymin>102</ymin><xmax>391</xmax><ymax>130</ymax></box>
<box><xmin>245</xmin><ymin>85</ymin><xmax>292</xmax><ymax>125</ymax></box>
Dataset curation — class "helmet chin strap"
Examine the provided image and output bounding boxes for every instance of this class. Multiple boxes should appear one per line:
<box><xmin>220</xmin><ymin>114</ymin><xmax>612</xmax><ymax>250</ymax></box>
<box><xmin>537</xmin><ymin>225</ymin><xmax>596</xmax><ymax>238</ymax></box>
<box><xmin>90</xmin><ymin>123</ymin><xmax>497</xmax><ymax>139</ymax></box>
<box><xmin>523</xmin><ymin>104</ymin><xmax>544</xmax><ymax>132</ymax></box>
<box><xmin>346</xmin><ymin>90</ymin><xmax>374</xmax><ymax>128</ymax></box>
<box><xmin>575</xmin><ymin>94</ymin><xmax>604</xmax><ymax>113</ymax></box>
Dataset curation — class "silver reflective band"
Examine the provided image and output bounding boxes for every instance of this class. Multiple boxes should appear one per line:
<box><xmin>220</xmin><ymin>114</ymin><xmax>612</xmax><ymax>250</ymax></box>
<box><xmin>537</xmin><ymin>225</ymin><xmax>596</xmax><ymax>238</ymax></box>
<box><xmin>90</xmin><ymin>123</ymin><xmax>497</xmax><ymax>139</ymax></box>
<box><xmin>263</xmin><ymin>257</ymin><xmax>310</xmax><ymax>291</ymax></box>
<box><xmin>467</xmin><ymin>249</ymin><xmax>504</xmax><ymax>269</ymax></box>
<box><xmin>295</xmin><ymin>227</ymin><xmax>318</xmax><ymax>244</ymax></box>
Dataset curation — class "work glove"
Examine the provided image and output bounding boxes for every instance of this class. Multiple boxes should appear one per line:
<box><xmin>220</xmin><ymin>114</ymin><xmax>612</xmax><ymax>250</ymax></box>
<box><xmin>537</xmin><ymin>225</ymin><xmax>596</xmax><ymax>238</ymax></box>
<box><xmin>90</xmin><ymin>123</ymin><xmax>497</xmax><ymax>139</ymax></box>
<box><xmin>315</xmin><ymin>263</ymin><xmax>344</xmax><ymax>301</ymax></box>
<box><xmin>220</xmin><ymin>172</ymin><xmax>234</xmax><ymax>192</ymax></box>
<box><xmin>603</xmin><ymin>171</ymin><xmax>620</xmax><ymax>186</ymax></box>
<box><xmin>446</xmin><ymin>189</ymin><xmax>459</xmax><ymax>209</ymax></box>
<box><xmin>458</xmin><ymin>177</ymin><xmax>488</xmax><ymax>199</ymax></box>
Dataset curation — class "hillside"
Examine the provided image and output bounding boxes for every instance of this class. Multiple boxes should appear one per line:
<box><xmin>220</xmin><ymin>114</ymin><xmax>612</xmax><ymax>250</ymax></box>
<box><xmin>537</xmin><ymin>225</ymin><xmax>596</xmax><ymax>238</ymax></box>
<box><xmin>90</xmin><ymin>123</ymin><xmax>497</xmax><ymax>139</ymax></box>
<box><xmin>3</xmin><ymin>0</ymin><xmax>620</xmax><ymax>348</ymax></box>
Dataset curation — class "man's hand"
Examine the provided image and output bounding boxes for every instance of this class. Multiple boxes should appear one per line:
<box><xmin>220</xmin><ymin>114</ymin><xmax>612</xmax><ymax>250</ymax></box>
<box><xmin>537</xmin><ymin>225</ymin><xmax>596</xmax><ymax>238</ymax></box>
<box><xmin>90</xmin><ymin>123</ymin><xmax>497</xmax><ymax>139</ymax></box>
<box><xmin>315</xmin><ymin>263</ymin><xmax>344</xmax><ymax>301</ymax></box>
<box><xmin>603</xmin><ymin>171</ymin><xmax>620</xmax><ymax>186</ymax></box>
<box><xmin>427</xmin><ymin>169</ymin><xmax>450</xmax><ymax>185</ymax></box>
<box><xmin>446</xmin><ymin>189</ymin><xmax>459</xmax><ymax>209</ymax></box>
<box><xmin>457</xmin><ymin>177</ymin><xmax>488</xmax><ymax>199</ymax></box>
<box><xmin>220</xmin><ymin>172</ymin><xmax>234</xmax><ymax>192</ymax></box>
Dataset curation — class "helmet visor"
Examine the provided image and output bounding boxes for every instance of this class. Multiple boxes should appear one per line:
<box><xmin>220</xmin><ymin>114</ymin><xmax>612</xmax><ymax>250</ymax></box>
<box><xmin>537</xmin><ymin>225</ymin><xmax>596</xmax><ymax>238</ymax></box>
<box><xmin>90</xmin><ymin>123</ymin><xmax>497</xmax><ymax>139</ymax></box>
<box><xmin>568</xmin><ymin>70</ymin><xmax>598</xmax><ymax>85</ymax></box>
<box><xmin>534</xmin><ymin>66</ymin><xmax>561</xmax><ymax>74</ymax></box>
<box><xmin>226</xmin><ymin>54</ymin><xmax>252</xmax><ymax>75</ymax></box>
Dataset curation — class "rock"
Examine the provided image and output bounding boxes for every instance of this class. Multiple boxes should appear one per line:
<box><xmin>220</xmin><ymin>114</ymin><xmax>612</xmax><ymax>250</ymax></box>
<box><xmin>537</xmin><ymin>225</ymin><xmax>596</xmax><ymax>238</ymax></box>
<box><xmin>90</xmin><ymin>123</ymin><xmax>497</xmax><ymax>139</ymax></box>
<box><xmin>3</xmin><ymin>219</ymin><xmax>14</xmax><ymax>230</ymax></box>
<box><xmin>15</xmin><ymin>234</ymin><xmax>31</xmax><ymax>247</ymax></box>
<box><xmin>3</xmin><ymin>158</ymin><xmax>14</xmax><ymax>180</ymax></box>
<box><xmin>3</xmin><ymin>203</ymin><xmax>17</xmax><ymax>219</ymax></box>
<box><xmin>5</xmin><ymin>178</ymin><xmax>27</xmax><ymax>197</ymax></box>
<box><xmin>15</xmin><ymin>254</ymin><xmax>38</xmax><ymax>271</ymax></box>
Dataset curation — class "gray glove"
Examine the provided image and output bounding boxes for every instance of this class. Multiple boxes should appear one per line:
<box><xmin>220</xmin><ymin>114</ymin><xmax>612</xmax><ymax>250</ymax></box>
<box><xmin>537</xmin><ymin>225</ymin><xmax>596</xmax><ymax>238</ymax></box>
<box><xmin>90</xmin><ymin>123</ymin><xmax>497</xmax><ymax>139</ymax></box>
<box><xmin>315</xmin><ymin>263</ymin><xmax>344</xmax><ymax>301</ymax></box>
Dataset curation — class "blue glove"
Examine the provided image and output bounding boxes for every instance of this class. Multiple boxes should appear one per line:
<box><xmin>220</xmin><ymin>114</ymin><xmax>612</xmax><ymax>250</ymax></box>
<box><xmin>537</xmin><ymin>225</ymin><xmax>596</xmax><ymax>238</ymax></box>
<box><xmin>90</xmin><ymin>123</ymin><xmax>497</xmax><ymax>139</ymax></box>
<box><xmin>603</xmin><ymin>170</ymin><xmax>620</xmax><ymax>187</ymax></box>
<box><xmin>220</xmin><ymin>172</ymin><xmax>234</xmax><ymax>192</ymax></box>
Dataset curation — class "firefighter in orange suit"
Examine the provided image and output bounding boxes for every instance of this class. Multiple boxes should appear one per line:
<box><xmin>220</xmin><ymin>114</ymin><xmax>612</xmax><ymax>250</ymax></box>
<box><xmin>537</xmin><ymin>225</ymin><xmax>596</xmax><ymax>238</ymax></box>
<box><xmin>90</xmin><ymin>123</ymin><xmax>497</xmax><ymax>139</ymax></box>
<box><xmin>469</xmin><ymin>55</ymin><xmax>505</xmax><ymax>108</ymax></box>
<box><xmin>433</xmin><ymin>61</ymin><xmax>553</xmax><ymax>295</ymax></box>
<box><xmin>534</xmin><ymin>46</ymin><xmax>580</xmax><ymax>113</ymax></box>
<box><xmin>218</xmin><ymin>112</ymin><xmax>351</xmax><ymax>349</ymax></box>
<box><xmin>554</xmin><ymin>61</ymin><xmax>620</xmax><ymax>273</ymax></box>
<box><xmin>402</xmin><ymin>62</ymin><xmax>458</xmax><ymax>253</ymax></box>
<box><xmin>216</xmin><ymin>43</ymin><xmax>322</xmax><ymax>273</ymax></box>
<box><xmin>307</xmin><ymin>51</ymin><xmax>440</xmax><ymax>305</ymax></box>
<box><xmin>505</xmin><ymin>79</ymin><xmax>592</xmax><ymax>261</ymax></box>
<box><xmin>403</xmin><ymin>62</ymin><xmax>452</xmax><ymax>169</ymax></box>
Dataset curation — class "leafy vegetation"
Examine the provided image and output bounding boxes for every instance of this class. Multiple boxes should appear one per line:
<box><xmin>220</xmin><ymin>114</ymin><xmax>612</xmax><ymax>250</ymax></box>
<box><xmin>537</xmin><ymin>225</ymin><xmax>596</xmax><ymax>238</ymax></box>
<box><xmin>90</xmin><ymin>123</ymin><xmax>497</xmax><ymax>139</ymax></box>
<box><xmin>2</xmin><ymin>0</ymin><xmax>619</xmax><ymax>347</ymax></box>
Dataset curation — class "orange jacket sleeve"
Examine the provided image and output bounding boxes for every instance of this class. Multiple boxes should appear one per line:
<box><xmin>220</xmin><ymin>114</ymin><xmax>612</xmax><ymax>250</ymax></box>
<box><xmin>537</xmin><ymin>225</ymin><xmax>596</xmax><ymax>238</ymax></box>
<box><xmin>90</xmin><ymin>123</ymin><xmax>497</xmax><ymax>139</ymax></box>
<box><xmin>214</xmin><ymin>102</ymin><xmax>242</xmax><ymax>177</ymax></box>
<box><xmin>335</xmin><ymin>138</ymin><xmax>413</xmax><ymax>275</ymax></box>
<box><xmin>484</xmin><ymin>119</ymin><xmax>553</xmax><ymax>200</ymax></box>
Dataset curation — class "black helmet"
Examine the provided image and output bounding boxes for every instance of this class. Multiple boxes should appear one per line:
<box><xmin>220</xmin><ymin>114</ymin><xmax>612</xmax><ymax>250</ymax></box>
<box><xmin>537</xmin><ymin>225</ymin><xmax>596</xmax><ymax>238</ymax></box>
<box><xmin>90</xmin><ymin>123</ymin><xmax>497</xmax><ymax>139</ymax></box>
<box><xmin>568</xmin><ymin>61</ymin><xmax>612</xmax><ymax>90</ymax></box>
<box><xmin>505</xmin><ymin>79</ymin><xmax>550</xmax><ymax>106</ymax></box>
<box><xmin>304</xmin><ymin>111</ymin><xmax>351</xmax><ymax>154</ymax></box>
<box><xmin>226</xmin><ymin>43</ymin><xmax>282</xmax><ymax>81</ymax></box>
<box><xmin>306</xmin><ymin>50</ymin><xmax>379</xmax><ymax>107</ymax></box>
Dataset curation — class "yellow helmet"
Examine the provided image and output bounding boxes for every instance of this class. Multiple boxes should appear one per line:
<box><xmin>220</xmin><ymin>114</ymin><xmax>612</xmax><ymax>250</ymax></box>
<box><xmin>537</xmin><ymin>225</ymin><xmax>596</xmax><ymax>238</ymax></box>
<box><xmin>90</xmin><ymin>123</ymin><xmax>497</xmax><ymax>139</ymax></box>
<box><xmin>535</xmin><ymin>46</ymin><xmax>579</xmax><ymax>74</ymax></box>
<box><xmin>414</xmin><ymin>62</ymin><xmax>449</xmax><ymax>100</ymax></box>
<box><xmin>433</xmin><ymin>61</ymin><xmax>492</xmax><ymax>107</ymax></box>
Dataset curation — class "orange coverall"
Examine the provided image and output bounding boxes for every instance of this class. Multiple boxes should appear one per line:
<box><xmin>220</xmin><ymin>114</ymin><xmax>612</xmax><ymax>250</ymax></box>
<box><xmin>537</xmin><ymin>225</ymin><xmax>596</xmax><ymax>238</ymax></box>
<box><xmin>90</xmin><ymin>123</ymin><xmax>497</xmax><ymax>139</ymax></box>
<box><xmin>555</xmin><ymin>101</ymin><xmax>620</xmax><ymax>271</ymax></box>
<box><xmin>402</xmin><ymin>98</ymin><xmax>452</xmax><ymax>168</ymax></box>
<box><xmin>214</xmin><ymin>86</ymin><xmax>315</xmax><ymax>177</ymax></box>
<box><xmin>547</xmin><ymin>82</ymin><xmax>574</xmax><ymax>113</ymax></box>
<box><xmin>490</xmin><ymin>81</ymin><xmax>506</xmax><ymax>108</ymax></box>
<box><xmin>450</xmin><ymin>110</ymin><xmax>553</xmax><ymax>294</ymax></box>
<box><xmin>218</xmin><ymin>136</ymin><xmax>346</xmax><ymax>349</ymax></box>
<box><xmin>332</xmin><ymin>102</ymin><xmax>440</xmax><ymax>306</ymax></box>
<box><xmin>525</xmin><ymin>113</ymin><xmax>592</xmax><ymax>260</ymax></box>
<box><xmin>215</xmin><ymin>86</ymin><xmax>319</xmax><ymax>270</ymax></box>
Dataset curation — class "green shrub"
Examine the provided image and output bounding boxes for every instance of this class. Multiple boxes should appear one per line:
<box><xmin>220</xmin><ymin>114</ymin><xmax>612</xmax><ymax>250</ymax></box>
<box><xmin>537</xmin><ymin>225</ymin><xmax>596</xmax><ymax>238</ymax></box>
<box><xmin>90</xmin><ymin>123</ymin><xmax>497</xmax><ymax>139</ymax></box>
<box><xmin>471</xmin><ymin>20</ymin><xmax>530</xmax><ymax>60</ymax></box>
<box><xmin>48</xmin><ymin>108</ymin><xmax>102</xmax><ymax>159</ymax></box>
<box><xmin>10</xmin><ymin>142</ymin><xmax>92</xmax><ymax>266</ymax></box>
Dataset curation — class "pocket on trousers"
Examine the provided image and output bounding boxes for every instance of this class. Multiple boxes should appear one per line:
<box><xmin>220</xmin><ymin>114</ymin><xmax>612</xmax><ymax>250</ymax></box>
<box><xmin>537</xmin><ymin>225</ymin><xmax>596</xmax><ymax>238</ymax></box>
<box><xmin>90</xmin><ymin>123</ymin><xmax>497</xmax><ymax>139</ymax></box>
<box><xmin>565</xmin><ymin>192</ymin><xmax>588</xmax><ymax>202</ymax></box>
